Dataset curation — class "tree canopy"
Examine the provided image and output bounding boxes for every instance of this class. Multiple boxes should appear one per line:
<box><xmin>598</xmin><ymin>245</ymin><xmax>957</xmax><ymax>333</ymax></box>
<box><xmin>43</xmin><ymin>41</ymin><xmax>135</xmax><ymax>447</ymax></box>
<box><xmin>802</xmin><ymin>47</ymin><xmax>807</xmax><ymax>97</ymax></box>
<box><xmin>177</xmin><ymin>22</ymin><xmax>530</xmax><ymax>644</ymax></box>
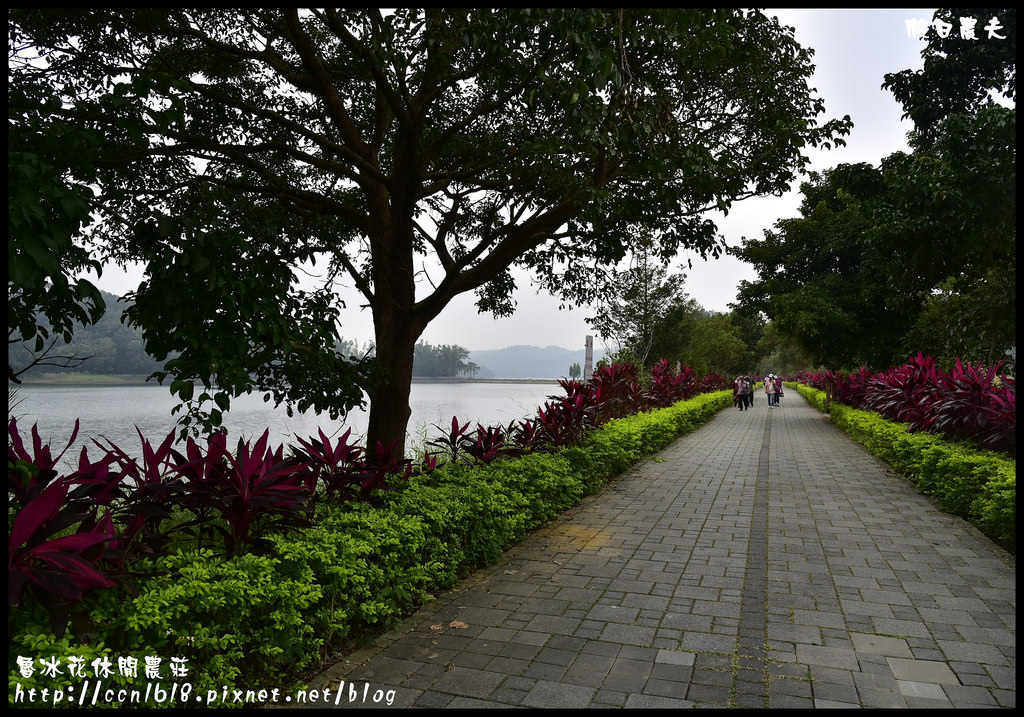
<box><xmin>883</xmin><ymin>7</ymin><xmax>1015</xmax><ymax>142</ymax></box>
<box><xmin>732</xmin><ymin>8</ymin><xmax>1015</xmax><ymax>371</ymax></box>
<box><xmin>587</xmin><ymin>251</ymin><xmax>764</xmax><ymax>377</ymax></box>
<box><xmin>9</xmin><ymin>9</ymin><xmax>851</xmax><ymax>453</ymax></box>
<box><xmin>8</xmin><ymin>53</ymin><xmax>107</xmax><ymax>382</ymax></box>
<box><xmin>586</xmin><ymin>248</ymin><xmax>689</xmax><ymax>367</ymax></box>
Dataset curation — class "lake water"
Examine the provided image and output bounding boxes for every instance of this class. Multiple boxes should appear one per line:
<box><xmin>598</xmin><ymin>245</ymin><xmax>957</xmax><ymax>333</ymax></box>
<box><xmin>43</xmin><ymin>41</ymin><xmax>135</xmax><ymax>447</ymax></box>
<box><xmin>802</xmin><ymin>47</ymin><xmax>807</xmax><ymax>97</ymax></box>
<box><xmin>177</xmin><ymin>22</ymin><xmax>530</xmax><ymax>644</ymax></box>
<box><xmin>9</xmin><ymin>381</ymin><xmax>561</xmax><ymax>472</ymax></box>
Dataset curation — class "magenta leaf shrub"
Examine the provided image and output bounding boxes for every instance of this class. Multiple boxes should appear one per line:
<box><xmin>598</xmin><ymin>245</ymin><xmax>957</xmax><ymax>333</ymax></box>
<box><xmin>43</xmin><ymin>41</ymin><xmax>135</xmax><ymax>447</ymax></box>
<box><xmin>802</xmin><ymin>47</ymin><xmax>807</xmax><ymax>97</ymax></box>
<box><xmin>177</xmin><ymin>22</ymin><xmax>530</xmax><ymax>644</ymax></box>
<box><xmin>464</xmin><ymin>423</ymin><xmax>509</xmax><ymax>465</ymax></box>
<box><xmin>507</xmin><ymin>418</ymin><xmax>543</xmax><ymax>453</ymax></box>
<box><xmin>89</xmin><ymin>428</ymin><xmax>186</xmax><ymax>564</ymax></box>
<box><xmin>165</xmin><ymin>430</ymin><xmax>314</xmax><ymax>555</ymax></box>
<box><xmin>359</xmin><ymin>438</ymin><xmax>414</xmax><ymax>500</ymax></box>
<box><xmin>800</xmin><ymin>354</ymin><xmax>1014</xmax><ymax>456</ymax></box>
<box><xmin>293</xmin><ymin>427</ymin><xmax>367</xmax><ymax>501</ymax></box>
<box><xmin>8</xmin><ymin>475</ymin><xmax>118</xmax><ymax>638</ymax></box>
<box><xmin>8</xmin><ymin>417</ymin><xmax>80</xmax><ymax>508</ymax></box>
<box><xmin>209</xmin><ymin>430</ymin><xmax>315</xmax><ymax>556</ymax></box>
<box><xmin>536</xmin><ymin>392</ymin><xmax>596</xmax><ymax>447</ymax></box>
<box><xmin>589</xmin><ymin>362</ymin><xmax>642</xmax><ymax>421</ymax></box>
<box><xmin>930</xmin><ymin>360</ymin><xmax>1015</xmax><ymax>454</ymax></box>
<box><xmin>426</xmin><ymin>417</ymin><xmax>475</xmax><ymax>465</ymax></box>
<box><xmin>863</xmin><ymin>353</ymin><xmax>943</xmax><ymax>429</ymax></box>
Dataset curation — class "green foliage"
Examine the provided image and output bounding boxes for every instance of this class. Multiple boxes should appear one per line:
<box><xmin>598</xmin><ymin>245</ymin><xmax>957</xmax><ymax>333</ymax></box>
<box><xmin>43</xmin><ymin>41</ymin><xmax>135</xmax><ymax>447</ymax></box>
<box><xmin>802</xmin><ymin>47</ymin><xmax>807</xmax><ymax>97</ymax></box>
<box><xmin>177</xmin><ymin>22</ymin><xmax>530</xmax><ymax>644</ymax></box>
<box><xmin>268</xmin><ymin>504</ymin><xmax>437</xmax><ymax>641</ymax></box>
<box><xmin>882</xmin><ymin>8</ymin><xmax>1015</xmax><ymax>142</ymax></box>
<box><xmin>587</xmin><ymin>248</ymin><xmax>690</xmax><ymax>366</ymax></box>
<box><xmin>796</xmin><ymin>383</ymin><xmax>1015</xmax><ymax>550</ymax></box>
<box><xmin>412</xmin><ymin>341</ymin><xmax>473</xmax><ymax>378</ymax></box>
<box><xmin>9</xmin><ymin>622</ymin><xmax>164</xmax><ymax>707</ymax></box>
<box><xmin>8</xmin><ymin>88</ymin><xmax>106</xmax><ymax>381</ymax></box>
<box><xmin>8</xmin><ymin>289</ymin><xmax>165</xmax><ymax>379</ymax></box>
<box><xmin>92</xmin><ymin>549</ymin><xmax>325</xmax><ymax>693</ymax></box>
<box><xmin>735</xmin><ymin>10</ymin><xmax>1015</xmax><ymax>372</ymax></box>
<box><xmin>677</xmin><ymin>313</ymin><xmax>748</xmax><ymax>378</ymax></box>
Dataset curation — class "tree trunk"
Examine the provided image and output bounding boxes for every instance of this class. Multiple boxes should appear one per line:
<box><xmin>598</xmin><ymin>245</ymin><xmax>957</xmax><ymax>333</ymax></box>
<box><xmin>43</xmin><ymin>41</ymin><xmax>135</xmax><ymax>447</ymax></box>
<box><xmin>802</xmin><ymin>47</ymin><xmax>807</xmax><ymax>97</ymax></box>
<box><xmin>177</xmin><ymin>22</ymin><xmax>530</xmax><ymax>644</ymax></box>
<box><xmin>366</xmin><ymin>322</ymin><xmax>417</xmax><ymax>460</ymax></box>
<box><xmin>364</xmin><ymin>167</ymin><xmax>421</xmax><ymax>459</ymax></box>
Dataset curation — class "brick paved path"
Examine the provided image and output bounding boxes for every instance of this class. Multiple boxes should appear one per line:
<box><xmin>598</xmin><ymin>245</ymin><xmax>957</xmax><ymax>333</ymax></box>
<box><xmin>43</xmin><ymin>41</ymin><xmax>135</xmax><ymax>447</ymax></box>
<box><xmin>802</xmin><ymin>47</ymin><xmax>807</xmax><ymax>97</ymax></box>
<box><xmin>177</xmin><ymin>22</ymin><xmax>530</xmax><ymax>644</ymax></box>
<box><xmin>303</xmin><ymin>392</ymin><xmax>1015</xmax><ymax>709</ymax></box>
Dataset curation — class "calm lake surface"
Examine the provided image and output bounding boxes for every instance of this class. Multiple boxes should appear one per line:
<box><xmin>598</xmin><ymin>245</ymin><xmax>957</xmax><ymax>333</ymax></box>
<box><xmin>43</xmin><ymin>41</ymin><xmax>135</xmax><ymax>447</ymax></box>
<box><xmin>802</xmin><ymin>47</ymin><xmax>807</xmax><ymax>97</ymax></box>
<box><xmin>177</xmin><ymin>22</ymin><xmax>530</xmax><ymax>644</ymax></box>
<box><xmin>10</xmin><ymin>382</ymin><xmax>560</xmax><ymax>472</ymax></box>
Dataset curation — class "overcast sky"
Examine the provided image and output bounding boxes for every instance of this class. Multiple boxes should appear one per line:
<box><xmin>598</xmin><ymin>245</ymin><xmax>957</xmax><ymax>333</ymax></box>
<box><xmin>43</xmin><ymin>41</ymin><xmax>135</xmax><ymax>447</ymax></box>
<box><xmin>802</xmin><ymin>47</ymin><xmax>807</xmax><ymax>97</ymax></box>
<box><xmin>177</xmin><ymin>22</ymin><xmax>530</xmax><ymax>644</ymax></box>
<box><xmin>84</xmin><ymin>8</ymin><xmax>944</xmax><ymax>353</ymax></box>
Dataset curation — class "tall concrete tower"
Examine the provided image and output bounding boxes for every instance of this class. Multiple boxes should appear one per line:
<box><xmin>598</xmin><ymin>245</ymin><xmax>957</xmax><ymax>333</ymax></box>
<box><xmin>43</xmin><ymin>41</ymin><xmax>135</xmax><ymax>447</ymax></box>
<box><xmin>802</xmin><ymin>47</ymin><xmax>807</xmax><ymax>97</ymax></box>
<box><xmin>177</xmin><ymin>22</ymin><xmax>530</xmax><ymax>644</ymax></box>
<box><xmin>584</xmin><ymin>335</ymin><xmax>593</xmax><ymax>378</ymax></box>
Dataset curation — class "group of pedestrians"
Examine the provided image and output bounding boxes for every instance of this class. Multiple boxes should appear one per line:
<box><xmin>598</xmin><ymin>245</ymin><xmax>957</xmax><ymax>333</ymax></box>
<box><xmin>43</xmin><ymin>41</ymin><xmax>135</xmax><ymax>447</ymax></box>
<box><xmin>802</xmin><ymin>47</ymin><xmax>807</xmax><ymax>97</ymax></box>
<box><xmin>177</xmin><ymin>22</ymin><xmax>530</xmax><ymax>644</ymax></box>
<box><xmin>732</xmin><ymin>375</ymin><xmax>755</xmax><ymax>410</ymax></box>
<box><xmin>733</xmin><ymin>374</ymin><xmax>784</xmax><ymax>410</ymax></box>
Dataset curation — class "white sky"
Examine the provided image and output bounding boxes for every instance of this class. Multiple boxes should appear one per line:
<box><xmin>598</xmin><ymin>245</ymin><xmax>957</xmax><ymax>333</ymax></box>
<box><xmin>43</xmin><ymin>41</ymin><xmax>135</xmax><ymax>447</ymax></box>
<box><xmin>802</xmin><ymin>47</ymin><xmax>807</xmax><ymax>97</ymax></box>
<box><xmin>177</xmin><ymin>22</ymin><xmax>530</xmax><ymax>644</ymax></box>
<box><xmin>83</xmin><ymin>8</ymin><xmax>946</xmax><ymax>352</ymax></box>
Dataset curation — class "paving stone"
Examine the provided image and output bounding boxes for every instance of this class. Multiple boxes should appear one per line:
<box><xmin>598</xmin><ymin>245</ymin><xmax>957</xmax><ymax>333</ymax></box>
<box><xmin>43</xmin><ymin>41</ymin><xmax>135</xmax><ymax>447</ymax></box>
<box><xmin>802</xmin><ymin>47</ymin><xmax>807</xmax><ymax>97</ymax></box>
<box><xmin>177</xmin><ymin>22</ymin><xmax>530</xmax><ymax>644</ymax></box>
<box><xmin>654</xmin><ymin>648</ymin><xmax>696</xmax><ymax>666</ymax></box>
<box><xmin>520</xmin><ymin>681</ymin><xmax>595</xmax><ymax>708</ymax></box>
<box><xmin>851</xmin><ymin>632</ymin><xmax>913</xmax><ymax>658</ymax></box>
<box><xmin>887</xmin><ymin>657</ymin><xmax>960</xmax><ymax>684</ymax></box>
<box><xmin>795</xmin><ymin>644</ymin><xmax>860</xmax><ymax>671</ymax></box>
<box><xmin>429</xmin><ymin>667</ymin><xmax>505</xmax><ymax>699</ymax></box>
<box><xmin>897</xmin><ymin>680</ymin><xmax>949</xmax><ymax>700</ymax></box>
<box><xmin>942</xmin><ymin>683</ymin><xmax>999</xmax><ymax>707</ymax></box>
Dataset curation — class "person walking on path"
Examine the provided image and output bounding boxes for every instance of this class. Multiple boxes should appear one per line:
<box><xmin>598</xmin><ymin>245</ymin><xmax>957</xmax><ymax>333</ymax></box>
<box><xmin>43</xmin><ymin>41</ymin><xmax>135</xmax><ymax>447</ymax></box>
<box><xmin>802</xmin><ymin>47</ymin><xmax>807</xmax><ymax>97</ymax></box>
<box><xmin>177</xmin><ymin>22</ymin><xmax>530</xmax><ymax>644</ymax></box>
<box><xmin>739</xmin><ymin>376</ymin><xmax>751</xmax><ymax>411</ymax></box>
<box><xmin>773</xmin><ymin>375</ymin><xmax>783</xmax><ymax>407</ymax></box>
<box><xmin>764</xmin><ymin>374</ymin><xmax>775</xmax><ymax>408</ymax></box>
<box><xmin>743</xmin><ymin>376</ymin><xmax>754</xmax><ymax>410</ymax></box>
<box><xmin>733</xmin><ymin>376</ymin><xmax>743</xmax><ymax>410</ymax></box>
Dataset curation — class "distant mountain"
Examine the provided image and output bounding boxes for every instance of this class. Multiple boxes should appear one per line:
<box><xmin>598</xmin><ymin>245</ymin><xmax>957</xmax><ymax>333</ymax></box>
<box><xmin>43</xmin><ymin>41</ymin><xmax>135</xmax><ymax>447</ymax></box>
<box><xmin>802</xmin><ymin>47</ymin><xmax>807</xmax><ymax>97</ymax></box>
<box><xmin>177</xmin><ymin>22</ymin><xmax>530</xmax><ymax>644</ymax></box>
<box><xmin>469</xmin><ymin>344</ymin><xmax>608</xmax><ymax>379</ymax></box>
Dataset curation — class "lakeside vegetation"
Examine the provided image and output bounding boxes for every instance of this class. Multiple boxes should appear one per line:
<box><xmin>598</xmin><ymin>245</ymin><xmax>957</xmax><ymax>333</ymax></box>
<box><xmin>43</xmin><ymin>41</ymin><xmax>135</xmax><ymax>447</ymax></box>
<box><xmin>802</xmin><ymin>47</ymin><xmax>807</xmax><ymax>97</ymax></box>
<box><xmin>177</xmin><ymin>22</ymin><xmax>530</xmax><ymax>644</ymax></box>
<box><xmin>9</xmin><ymin>362</ymin><xmax>729</xmax><ymax>705</ymax></box>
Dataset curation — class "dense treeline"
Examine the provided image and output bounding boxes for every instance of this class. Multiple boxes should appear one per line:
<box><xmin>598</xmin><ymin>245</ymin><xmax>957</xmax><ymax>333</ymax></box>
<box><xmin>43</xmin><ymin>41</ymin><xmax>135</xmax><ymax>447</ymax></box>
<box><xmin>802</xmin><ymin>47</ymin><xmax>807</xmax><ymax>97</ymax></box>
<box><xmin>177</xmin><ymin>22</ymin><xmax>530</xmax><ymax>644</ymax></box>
<box><xmin>586</xmin><ymin>251</ymin><xmax>800</xmax><ymax>378</ymax></box>
<box><xmin>412</xmin><ymin>341</ymin><xmax>478</xmax><ymax>378</ymax></box>
<box><xmin>8</xmin><ymin>293</ymin><xmax>477</xmax><ymax>382</ymax></box>
<box><xmin>732</xmin><ymin>9</ymin><xmax>1015</xmax><ymax>372</ymax></box>
<box><xmin>8</xmin><ymin>290</ymin><xmax>163</xmax><ymax>377</ymax></box>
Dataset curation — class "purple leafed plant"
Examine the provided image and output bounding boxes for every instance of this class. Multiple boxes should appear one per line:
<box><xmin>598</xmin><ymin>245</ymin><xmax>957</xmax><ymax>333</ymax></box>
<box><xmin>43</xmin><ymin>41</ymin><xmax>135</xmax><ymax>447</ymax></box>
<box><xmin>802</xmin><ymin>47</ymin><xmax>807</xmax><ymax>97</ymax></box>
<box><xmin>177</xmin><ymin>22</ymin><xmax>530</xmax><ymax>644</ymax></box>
<box><xmin>464</xmin><ymin>423</ymin><xmax>508</xmax><ymax>465</ymax></box>
<box><xmin>800</xmin><ymin>354</ymin><xmax>1015</xmax><ymax>456</ymax></box>
<box><xmin>8</xmin><ymin>475</ymin><xmax>118</xmax><ymax>638</ymax></box>
<box><xmin>930</xmin><ymin>360</ymin><xmax>1015</xmax><ymax>454</ymax></box>
<box><xmin>215</xmin><ymin>430</ymin><xmax>315</xmax><ymax>555</ymax></box>
<box><xmin>508</xmin><ymin>418</ymin><xmax>542</xmax><ymax>453</ymax></box>
<box><xmin>89</xmin><ymin>428</ymin><xmax>186</xmax><ymax>564</ymax></box>
<box><xmin>357</xmin><ymin>438</ymin><xmax>414</xmax><ymax>501</ymax></box>
<box><xmin>426</xmin><ymin>417</ymin><xmax>475</xmax><ymax>465</ymax></box>
<box><xmin>168</xmin><ymin>430</ymin><xmax>314</xmax><ymax>556</ymax></box>
<box><xmin>9</xmin><ymin>417</ymin><xmax>79</xmax><ymax>509</ymax></box>
<box><xmin>863</xmin><ymin>354</ymin><xmax>942</xmax><ymax>429</ymax></box>
<box><xmin>293</xmin><ymin>427</ymin><xmax>366</xmax><ymax>501</ymax></box>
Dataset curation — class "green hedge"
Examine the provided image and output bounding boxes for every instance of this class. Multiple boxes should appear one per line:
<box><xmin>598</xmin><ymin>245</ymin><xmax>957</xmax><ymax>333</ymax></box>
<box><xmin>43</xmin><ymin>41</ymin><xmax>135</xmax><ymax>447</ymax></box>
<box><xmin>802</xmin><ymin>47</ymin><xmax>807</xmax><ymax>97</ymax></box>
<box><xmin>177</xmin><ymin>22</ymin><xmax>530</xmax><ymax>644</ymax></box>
<box><xmin>9</xmin><ymin>390</ymin><xmax>733</xmax><ymax>707</ymax></box>
<box><xmin>793</xmin><ymin>383</ymin><xmax>1015</xmax><ymax>551</ymax></box>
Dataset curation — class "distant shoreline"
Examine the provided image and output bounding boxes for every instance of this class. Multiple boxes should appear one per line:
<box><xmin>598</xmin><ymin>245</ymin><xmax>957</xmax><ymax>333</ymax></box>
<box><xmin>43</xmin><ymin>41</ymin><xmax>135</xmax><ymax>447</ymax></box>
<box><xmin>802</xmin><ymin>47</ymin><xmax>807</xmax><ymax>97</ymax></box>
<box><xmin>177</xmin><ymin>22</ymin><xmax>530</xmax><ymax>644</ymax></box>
<box><xmin>13</xmin><ymin>374</ymin><xmax>562</xmax><ymax>387</ymax></box>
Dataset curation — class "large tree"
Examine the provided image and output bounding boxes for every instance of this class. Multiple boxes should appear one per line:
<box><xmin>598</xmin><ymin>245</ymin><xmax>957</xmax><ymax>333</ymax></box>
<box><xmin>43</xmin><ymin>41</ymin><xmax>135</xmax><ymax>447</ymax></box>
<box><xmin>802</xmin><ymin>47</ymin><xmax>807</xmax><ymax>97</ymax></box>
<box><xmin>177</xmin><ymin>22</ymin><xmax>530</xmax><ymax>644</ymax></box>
<box><xmin>9</xmin><ymin>9</ymin><xmax>851</xmax><ymax>454</ymax></box>
<box><xmin>732</xmin><ymin>163</ymin><xmax>911</xmax><ymax>369</ymax></box>
<box><xmin>732</xmin><ymin>108</ymin><xmax>1015</xmax><ymax>371</ymax></box>
<box><xmin>8</xmin><ymin>36</ymin><xmax>108</xmax><ymax>382</ymax></box>
<box><xmin>733</xmin><ymin>8</ymin><xmax>1014</xmax><ymax>371</ymax></box>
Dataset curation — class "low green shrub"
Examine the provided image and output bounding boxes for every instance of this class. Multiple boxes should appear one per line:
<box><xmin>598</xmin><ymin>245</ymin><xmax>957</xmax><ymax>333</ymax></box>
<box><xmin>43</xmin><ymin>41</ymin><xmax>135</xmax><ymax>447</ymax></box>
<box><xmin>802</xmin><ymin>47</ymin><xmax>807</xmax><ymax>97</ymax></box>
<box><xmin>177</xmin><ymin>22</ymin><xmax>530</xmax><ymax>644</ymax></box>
<box><xmin>100</xmin><ymin>550</ymin><xmax>324</xmax><ymax>691</ymax></box>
